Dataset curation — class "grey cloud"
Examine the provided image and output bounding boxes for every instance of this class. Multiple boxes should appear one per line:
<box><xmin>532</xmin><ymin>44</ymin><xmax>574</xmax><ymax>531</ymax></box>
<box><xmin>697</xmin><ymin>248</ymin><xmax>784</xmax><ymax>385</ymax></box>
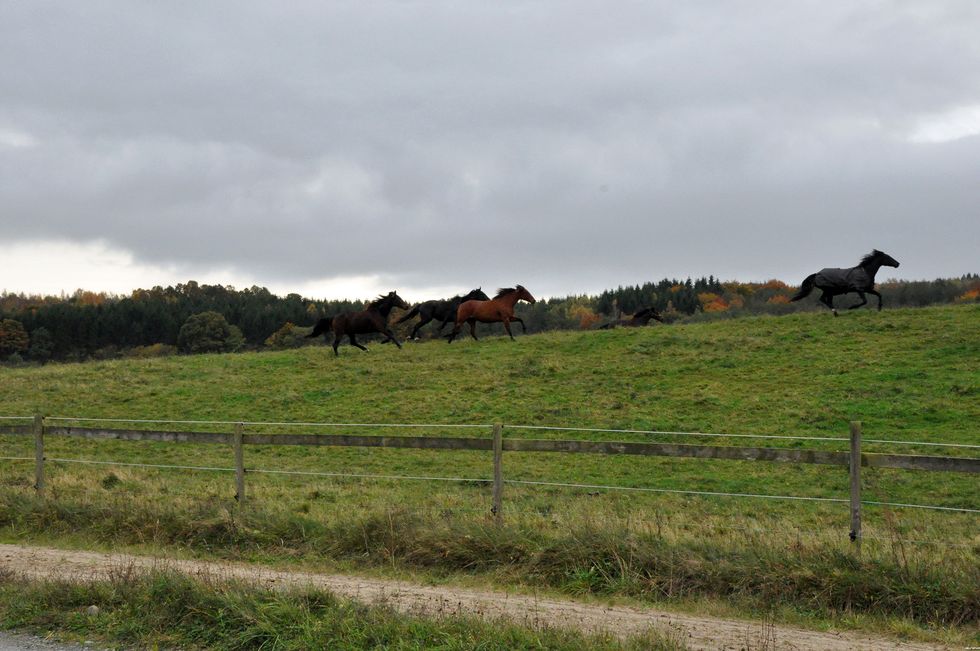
<box><xmin>1</xmin><ymin>1</ymin><xmax>978</xmax><ymax>297</ymax></box>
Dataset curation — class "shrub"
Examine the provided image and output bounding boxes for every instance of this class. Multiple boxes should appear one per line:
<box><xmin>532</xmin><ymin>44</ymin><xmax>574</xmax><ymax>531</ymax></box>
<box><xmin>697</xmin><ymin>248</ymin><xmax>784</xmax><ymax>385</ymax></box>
<box><xmin>264</xmin><ymin>322</ymin><xmax>308</xmax><ymax>349</ymax></box>
<box><xmin>0</xmin><ymin>318</ymin><xmax>29</xmax><ymax>357</ymax></box>
<box><xmin>177</xmin><ymin>312</ymin><xmax>245</xmax><ymax>354</ymax></box>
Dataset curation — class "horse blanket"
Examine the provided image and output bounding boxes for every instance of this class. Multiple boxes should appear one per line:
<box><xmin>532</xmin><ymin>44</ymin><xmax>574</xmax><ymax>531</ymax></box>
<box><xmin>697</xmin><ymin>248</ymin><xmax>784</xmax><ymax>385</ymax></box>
<box><xmin>815</xmin><ymin>266</ymin><xmax>873</xmax><ymax>291</ymax></box>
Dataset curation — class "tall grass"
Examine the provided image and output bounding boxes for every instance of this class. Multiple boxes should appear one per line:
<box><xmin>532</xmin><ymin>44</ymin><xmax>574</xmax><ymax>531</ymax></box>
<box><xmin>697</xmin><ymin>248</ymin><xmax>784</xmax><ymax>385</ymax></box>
<box><xmin>0</xmin><ymin>569</ymin><xmax>686</xmax><ymax>650</ymax></box>
<box><xmin>2</xmin><ymin>491</ymin><xmax>976</xmax><ymax>627</ymax></box>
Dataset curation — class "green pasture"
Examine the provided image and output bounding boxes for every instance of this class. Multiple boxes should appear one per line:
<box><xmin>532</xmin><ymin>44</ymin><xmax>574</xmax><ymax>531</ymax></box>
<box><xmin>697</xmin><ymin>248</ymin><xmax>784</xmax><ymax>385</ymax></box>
<box><xmin>0</xmin><ymin>304</ymin><xmax>977</xmax><ymax>638</ymax></box>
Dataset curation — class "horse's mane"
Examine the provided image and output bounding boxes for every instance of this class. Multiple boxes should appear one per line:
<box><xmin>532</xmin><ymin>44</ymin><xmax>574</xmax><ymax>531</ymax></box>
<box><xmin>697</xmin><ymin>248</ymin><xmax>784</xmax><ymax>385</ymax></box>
<box><xmin>859</xmin><ymin>250</ymin><xmax>883</xmax><ymax>267</ymax></box>
<box><xmin>494</xmin><ymin>287</ymin><xmax>517</xmax><ymax>299</ymax></box>
<box><xmin>368</xmin><ymin>293</ymin><xmax>394</xmax><ymax>309</ymax></box>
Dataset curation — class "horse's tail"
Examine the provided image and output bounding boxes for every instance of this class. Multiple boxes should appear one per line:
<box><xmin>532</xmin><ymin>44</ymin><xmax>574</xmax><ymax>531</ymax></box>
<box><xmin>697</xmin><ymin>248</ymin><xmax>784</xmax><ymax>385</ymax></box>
<box><xmin>790</xmin><ymin>274</ymin><xmax>816</xmax><ymax>302</ymax></box>
<box><xmin>395</xmin><ymin>305</ymin><xmax>420</xmax><ymax>324</ymax></box>
<box><xmin>306</xmin><ymin>317</ymin><xmax>333</xmax><ymax>338</ymax></box>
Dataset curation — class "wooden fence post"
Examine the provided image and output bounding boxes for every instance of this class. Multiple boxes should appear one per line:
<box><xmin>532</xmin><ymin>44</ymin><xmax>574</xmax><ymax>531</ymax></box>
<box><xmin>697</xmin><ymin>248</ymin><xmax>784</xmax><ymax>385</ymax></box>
<box><xmin>492</xmin><ymin>423</ymin><xmax>503</xmax><ymax>524</ymax></box>
<box><xmin>849</xmin><ymin>421</ymin><xmax>862</xmax><ymax>554</ymax></box>
<box><xmin>234</xmin><ymin>422</ymin><xmax>245</xmax><ymax>504</ymax></box>
<box><xmin>33</xmin><ymin>413</ymin><xmax>44</xmax><ymax>496</ymax></box>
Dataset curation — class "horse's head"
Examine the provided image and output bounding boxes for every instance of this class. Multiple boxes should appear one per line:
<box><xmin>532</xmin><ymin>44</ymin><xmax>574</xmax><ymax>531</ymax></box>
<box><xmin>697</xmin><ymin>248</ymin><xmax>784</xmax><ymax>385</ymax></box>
<box><xmin>515</xmin><ymin>285</ymin><xmax>537</xmax><ymax>304</ymax></box>
<box><xmin>388</xmin><ymin>291</ymin><xmax>411</xmax><ymax>311</ymax></box>
<box><xmin>464</xmin><ymin>287</ymin><xmax>490</xmax><ymax>302</ymax></box>
<box><xmin>863</xmin><ymin>250</ymin><xmax>899</xmax><ymax>269</ymax></box>
<box><xmin>875</xmin><ymin>250</ymin><xmax>900</xmax><ymax>268</ymax></box>
<box><xmin>372</xmin><ymin>291</ymin><xmax>411</xmax><ymax>313</ymax></box>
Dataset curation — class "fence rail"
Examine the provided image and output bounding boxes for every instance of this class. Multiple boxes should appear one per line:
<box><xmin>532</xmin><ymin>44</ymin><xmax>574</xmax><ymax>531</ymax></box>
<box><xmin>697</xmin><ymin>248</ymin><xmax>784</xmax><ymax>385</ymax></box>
<box><xmin>1</xmin><ymin>417</ymin><xmax>978</xmax><ymax>552</ymax></box>
<box><xmin>5</xmin><ymin>425</ymin><xmax>977</xmax><ymax>474</ymax></box>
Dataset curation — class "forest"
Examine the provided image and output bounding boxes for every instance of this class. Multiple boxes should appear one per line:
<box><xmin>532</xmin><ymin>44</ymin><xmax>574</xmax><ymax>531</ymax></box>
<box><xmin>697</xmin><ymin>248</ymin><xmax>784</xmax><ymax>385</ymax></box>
<box><xmin>1</xmin><ymin>274</ymin><xmax>977</xmax><ymax>363</ymax></box>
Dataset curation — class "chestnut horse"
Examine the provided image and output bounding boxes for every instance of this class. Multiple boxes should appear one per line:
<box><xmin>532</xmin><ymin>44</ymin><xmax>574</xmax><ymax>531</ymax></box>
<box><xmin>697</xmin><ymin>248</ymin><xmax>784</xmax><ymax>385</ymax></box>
<box><xmin>446</xmin><ymin>285</ymin><xmax>536</xmax><ymax>343</ymax></box>
<box><xmin>306</xmin><ymin>291</ymin><xmax>410</xmax><ymax>356</ymax></box>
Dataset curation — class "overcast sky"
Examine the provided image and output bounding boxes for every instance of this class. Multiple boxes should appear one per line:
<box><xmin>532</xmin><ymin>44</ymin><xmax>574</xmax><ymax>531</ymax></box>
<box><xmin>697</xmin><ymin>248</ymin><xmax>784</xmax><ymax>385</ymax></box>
<box><xmin>2</xmin><ymin>1</ymin><xmax>978</xmax><ymax>301</ymax></box>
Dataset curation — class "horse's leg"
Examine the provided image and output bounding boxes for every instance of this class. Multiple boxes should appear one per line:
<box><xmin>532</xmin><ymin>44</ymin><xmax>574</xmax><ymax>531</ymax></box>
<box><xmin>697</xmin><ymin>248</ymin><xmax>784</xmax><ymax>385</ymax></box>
<box><xmin>467</xmin><ymin>318</ymin><xmax>479</xmax><ymax>341</ymax></box>
<box><xmin>446</xmin><ymin>321</ymin><xmax>461</xmax><ymax>343</ymax></box>
<box><xmin>848</xmin><ymin>292</ymin><xmax>868</xmax><ymax>310</ymax></box>
<box><xmin>411</xmin><ymin>315</ymin><xmax>431</xmax><ymax>340</ymax></box>
<box><xmin>867</xmin><ymin>289</ymin><xmax>883</xmax><ymax>311</ymax></box>
<box><xmin>383</xmin><ymin>328</ymin><xmax>402</xmax><ymax>349</ymax></box>
<box><xmin>502</xmin><ymin>318</ymin><xmax>515</xmax><ymax>340</ymax></box>
<box><xmin>332</xmin><ymin>333</ymin><xmax>342</xmax><ymax>356</ymax></box>
<box><xmin>819</xmin><ymin>291</ymin><xmax>837</xmax><ymax>317</ymax></box>
<box><xmin>348</xmin><ymin>334</ymin><xmax>368</xmax><ymax>351</ymax></box>
<box><xmin>510</xmin><ymin>316</ymin><xmax>527</xmax><ymax>333</ymax></box>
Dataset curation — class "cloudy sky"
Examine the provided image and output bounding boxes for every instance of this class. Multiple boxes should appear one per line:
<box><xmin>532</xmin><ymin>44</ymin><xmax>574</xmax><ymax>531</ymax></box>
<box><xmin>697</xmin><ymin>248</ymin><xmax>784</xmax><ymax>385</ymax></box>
<box><xmin>2</xmin><ymin>2</ymin><xmax>978</xmax><ymax>301</ymax></box>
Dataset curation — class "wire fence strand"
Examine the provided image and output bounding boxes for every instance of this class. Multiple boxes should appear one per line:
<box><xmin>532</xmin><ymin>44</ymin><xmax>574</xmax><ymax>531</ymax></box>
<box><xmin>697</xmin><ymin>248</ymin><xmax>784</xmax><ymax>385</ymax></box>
<box><xmin>504</xmin><ymin>478</ymin><xmax>850</xmax><ymax>504</ymax></box>
<box><xmin>248</xmin><ymin>468</ymin><xmax>493</xmax><ymax>484</ymax></box>
<box><xmin>48</xmin><ymin>458</ymin><xmax>235</xmax><ymax>473</ymax></box>
<box><xmin>43</xmin><ymin>416</ymin><xmax>489</xmax><ymax>429</ymax></box>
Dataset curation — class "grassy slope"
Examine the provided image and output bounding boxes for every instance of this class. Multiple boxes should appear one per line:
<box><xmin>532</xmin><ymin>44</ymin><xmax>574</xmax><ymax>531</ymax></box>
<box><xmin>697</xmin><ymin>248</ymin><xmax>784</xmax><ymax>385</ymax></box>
<box><xmin>2</xmin><ymin>304</ymin><xmax>977</xmax><ymax>441</ymax></box>
<box><xmin>0</xmin><ymin>305</ymin><xmax>978</xmax><ymax>639</ymax></box>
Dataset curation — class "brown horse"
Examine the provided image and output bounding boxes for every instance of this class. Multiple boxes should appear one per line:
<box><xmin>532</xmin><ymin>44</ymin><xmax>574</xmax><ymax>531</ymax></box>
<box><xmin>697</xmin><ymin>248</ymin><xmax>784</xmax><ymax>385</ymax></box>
<box><xmin>446</xmin><ymin>285</ymin><xmax>536</xmax><ymax>343</ymax></box>
<box><xmin>306</xmin><ymin>291</ymin><xmax>410</xmax><ymax>356</ymax></box>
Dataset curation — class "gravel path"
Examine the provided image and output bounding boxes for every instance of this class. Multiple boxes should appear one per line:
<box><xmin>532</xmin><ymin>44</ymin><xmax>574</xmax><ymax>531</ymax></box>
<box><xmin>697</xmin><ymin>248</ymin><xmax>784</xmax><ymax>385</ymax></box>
<box><xmin>0</xmin><ymin>631</ymin><xmax>109</xmax><ymax>651</ymax></box>
<box><xmin>0</xmin><ymin>543</ymin><xmax>950</xmax><ymax>651</ymax></box>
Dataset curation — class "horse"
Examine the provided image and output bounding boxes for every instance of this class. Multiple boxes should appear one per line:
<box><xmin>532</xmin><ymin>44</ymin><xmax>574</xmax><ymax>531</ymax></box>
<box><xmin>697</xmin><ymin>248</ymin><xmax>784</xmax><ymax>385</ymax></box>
<box><xmin>395</xmin><ymin>288</ymin><xmax>490</xmax><ymax>340</ymax></box>
<box><xmin>446</xmin><ymin>285</ymin><xmax>536</xmax><ymax>342</ymax></box>
<box><xmin>598</xmin><ymin>306</ymin><xmax>664</xmax><ymax>329</ymax></box>
<box><xmin>790</xmin><ymin>249</ymin><xmax>900</xmax><ymax>316</ymax></box>
<box><xmin>306</xmin><ymin>291</ymin><xmax>410</xmax><ymax>355</ymax></box>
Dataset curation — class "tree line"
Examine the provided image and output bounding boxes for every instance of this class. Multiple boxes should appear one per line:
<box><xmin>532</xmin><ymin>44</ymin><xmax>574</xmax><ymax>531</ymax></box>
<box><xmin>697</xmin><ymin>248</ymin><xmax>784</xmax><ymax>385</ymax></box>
<box><xmin>1</xmin><ymin>275</ymin><xmax>977</xmax><ymax>363</ymax></box>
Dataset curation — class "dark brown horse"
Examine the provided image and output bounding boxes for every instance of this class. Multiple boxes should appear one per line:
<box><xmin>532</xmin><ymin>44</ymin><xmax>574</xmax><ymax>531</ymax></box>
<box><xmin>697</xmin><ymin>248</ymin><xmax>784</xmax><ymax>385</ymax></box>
<box><xmin>447</xmin><ymin>285</ymin><xmax>536</xmax><ymax>342</ymax></box>
<box><xmin>306</xmin><ymin>291</ymin><xmax>410</xmax><ymax>356</ymax></box>
<box><xmin>598</xmin><ymin>306</ymin><xmax>664</xmax><ymax>329</ymax></box>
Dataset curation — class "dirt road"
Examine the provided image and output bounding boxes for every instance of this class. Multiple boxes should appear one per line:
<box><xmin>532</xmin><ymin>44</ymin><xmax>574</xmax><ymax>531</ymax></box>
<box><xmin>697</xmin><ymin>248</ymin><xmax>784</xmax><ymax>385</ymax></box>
<box><xmin>0</xmin><ymin>543</ymin><xmax>948</xmax><ymax>651</ymax></box>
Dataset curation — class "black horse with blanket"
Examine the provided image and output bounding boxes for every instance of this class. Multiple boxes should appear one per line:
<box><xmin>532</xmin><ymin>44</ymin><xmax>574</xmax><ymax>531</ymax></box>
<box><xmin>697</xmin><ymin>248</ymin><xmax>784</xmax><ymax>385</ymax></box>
<box><xmin>791</xmin><ymin>249</ymin><xmax>900</xmax><ymax>316</ymax></box>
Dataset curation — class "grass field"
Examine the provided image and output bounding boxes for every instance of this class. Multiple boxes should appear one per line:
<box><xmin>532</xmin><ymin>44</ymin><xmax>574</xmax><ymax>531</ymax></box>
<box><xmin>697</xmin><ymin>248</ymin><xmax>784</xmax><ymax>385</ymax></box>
<box><xmin>1</xmin><ymin>304</ymin><xmax>978</xmax><ymax>643</ymax></box>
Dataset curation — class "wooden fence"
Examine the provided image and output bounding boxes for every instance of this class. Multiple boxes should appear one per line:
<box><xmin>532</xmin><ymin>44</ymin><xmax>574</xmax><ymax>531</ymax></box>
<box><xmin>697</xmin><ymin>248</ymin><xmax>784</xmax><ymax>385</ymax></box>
<box><xmin>1</xmin><ymin>417</ymin><xmax>978</xmax><ymax>553</ymax></box>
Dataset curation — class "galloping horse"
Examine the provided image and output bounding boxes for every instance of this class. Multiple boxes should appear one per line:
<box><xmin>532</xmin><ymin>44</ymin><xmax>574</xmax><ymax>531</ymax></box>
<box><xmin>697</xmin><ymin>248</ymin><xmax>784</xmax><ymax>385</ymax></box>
<box><xmin>306</xmin><ymin>291</ymin><xmax>410</xmax><ymax>355</ymax></box>
<box><xmin>396</xmin><ymin>288</ymin><xmax>490</xmax><ymax>339</ymax></box>
<box><xmin>598</xmin><ymin>306</ymin><xmax>664</xmax><ymax>329</ymax></box>
<box><xmin>446</xmin><ymin>285</ymin><xmax>536</xmax><ymax>343</ymax></box>
<box><xmin>791</xmin><ymin>249</ymin><xmax>900</xmax><ymax>316</ymax></box>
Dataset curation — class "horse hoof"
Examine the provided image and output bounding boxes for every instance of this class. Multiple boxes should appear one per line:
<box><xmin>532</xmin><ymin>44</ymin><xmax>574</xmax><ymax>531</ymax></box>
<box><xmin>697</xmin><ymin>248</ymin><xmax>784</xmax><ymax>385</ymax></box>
<box><xmin>832</xmin><ymin>310</ymin><xmax>838</xmax><ymax>317</ymax></box>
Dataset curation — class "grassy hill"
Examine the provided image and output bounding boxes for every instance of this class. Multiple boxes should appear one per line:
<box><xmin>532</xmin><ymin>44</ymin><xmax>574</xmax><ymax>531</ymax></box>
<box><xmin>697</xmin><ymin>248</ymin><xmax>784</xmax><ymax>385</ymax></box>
<box><xmin>1</xmin><ymin>305</ymin><xmax>978</xmax><ymax>638</ymax></box>
<box><xmin>3</xmin><ymin>304</ymin><xmax>978</xmax><ymax>439</ymax></box>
